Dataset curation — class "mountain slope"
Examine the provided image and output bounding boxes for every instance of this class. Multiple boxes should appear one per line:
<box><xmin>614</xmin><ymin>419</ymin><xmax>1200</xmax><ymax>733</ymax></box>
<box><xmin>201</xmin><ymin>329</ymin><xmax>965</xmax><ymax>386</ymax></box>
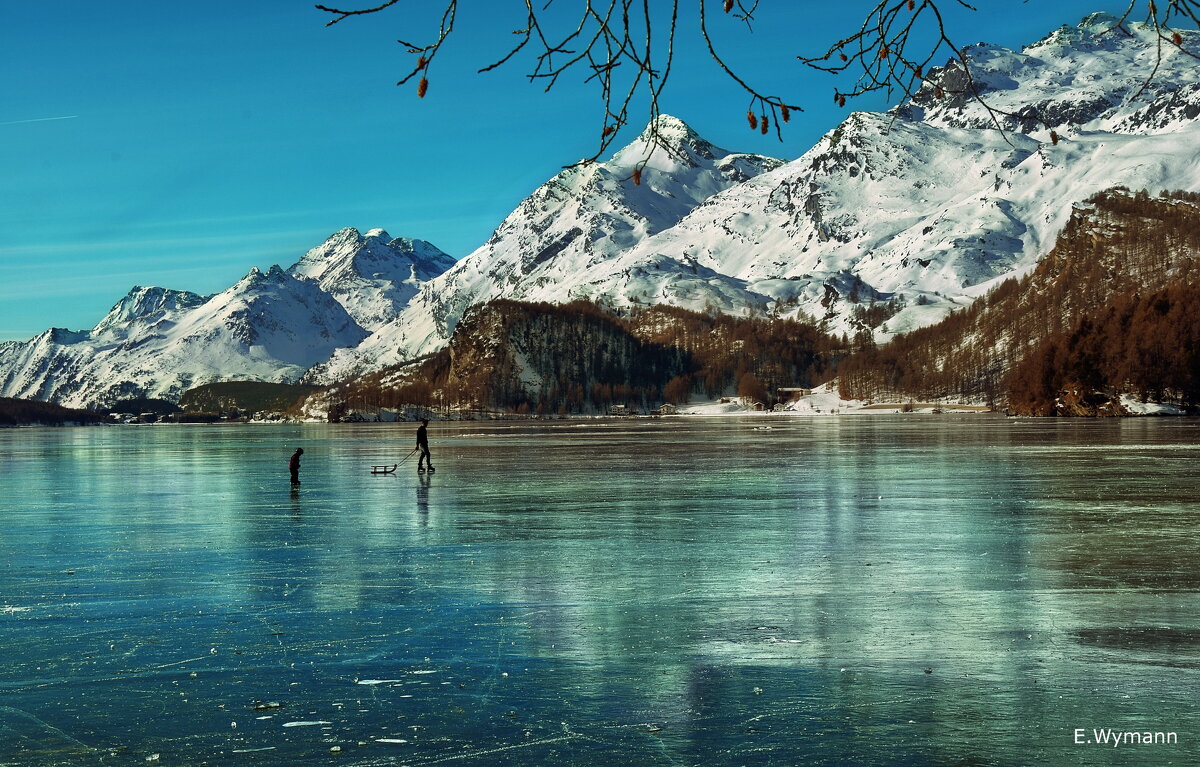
<box><xmin>0</xmin><ymin>268</ymin><xmax>368</xmax><ymax>409</ymax></box>
<box><xmin>0</xmin><ymin>226</ymin><xmax>457</xmax><ymax>408</ymax></box>
<box><xmin>310</xmin><ymin>115</ymin><xmax>785</xmax><ymax>381</ymax></box>
<box><xmin>833</xmin><ymin>188</ymin><xmax>1200</xmax><ymax>407</ymax></box>
<box><xmin>287</xmin><ymin>227</ymin><xmax>455</xmax><ymax>331</ymax></box>
<box><xmin>561</xmin><ymin>15</ymin><xmax>1200</xmax><ymax>340</ymax></box>
<box><xmin>314</xmin><ymin>14</ymin><xmax>1200</xmax><ymax>383</ymax></box>
<box><xmin>905</xmin><ymin>12</ymin><xmax>1200</xmax><ymax>136</ymax></box>
<box><xmin>311</xmin><ymin>300</ymin><xmax>837</xmax><ymax>417</ymax></box>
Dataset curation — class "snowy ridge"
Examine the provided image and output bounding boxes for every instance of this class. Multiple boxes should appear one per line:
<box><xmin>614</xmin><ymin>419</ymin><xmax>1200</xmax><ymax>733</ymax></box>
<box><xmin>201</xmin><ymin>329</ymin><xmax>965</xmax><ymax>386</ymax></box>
<box><xmin>574</xmin><ymin>113</ymin><xmax>1200</xmax><ymax>340</ymax></box>
<box><xmin>0</xmin><ymin>227</ymin><xmax>458</xmax><ymax>407</ymax></box>
<box><xmin>0</xmin><ymin>266</ymin><xmax>370</xmax><ymax>408</ymax></box>
<box><xmin>311</xmin><ymin>114</ymin><xmax>785</xmax><ymax>380</ymax></box>
<box><xmin>908</xmin><ymin>14</ymin><xmax>1200</xmax><ymax>137</ymax></box>
<box><xmin>288</xmin><ymin>228</ymin><xmax>455</xmax><ymax>331</ymax></box>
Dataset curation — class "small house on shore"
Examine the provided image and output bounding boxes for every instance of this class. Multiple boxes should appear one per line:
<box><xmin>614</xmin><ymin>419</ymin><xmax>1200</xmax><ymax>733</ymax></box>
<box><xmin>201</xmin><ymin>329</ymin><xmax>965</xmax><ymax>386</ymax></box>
<box><xmin>778</xmin><ymin>387</ymin><xmax>813</xmax><ymax>401</ymax></box>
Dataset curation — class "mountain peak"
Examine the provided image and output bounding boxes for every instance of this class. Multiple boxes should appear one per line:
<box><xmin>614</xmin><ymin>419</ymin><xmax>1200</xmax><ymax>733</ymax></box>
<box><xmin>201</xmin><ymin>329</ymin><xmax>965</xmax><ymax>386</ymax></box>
<box><xmin>238</xmin><ymin>264</ymin><xmax>289</xmax><ymax>287</ymax></box>
<box><xmin>1078</xmin><ymin>11</ymin><xmax>1120</xmax><ymax>30</ymax></box>
<box><xmin>641</xmin><ymin>114</ymin><xmax>700</xmax><ymax>143</ymax></box>
<box><xmin>91</xmin><ymin>285</ymin><xmax>208</xmax><ymax>337</ymax></box>
<box><xmin>606</xmin><ymin>114</ymin><xmax>727</xmax><ymax>172</ymax></box>
<box><xmin>285</xmin><ymin>227</ymin><xmax>456</xmax><ymax>333</ymax></box>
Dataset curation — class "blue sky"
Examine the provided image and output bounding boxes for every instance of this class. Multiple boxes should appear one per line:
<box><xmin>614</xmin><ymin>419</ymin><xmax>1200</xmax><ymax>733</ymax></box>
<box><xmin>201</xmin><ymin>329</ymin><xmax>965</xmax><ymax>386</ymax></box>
<box><xmin>2</xmin><ymin>1</ymin><xmax>1125</xmax><ymax>341</ymax></box>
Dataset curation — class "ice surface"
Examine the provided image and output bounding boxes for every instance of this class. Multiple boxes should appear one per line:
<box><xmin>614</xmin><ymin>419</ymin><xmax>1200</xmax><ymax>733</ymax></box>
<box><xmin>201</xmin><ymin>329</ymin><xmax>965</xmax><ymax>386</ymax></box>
<box><xmin>2</xmin><ymin>419</ymin><xmax>1199</xmax><ymax>765</ymax></box>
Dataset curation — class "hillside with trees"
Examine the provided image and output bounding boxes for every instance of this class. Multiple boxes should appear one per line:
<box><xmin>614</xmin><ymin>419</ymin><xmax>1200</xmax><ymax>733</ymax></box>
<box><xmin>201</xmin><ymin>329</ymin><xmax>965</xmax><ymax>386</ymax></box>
<box><xmin>312</xmin><ymin>189</ymin><xmax>1200</xmax><ymax>419</ymax></box>
<box><xmin>0</xmin><ymin>397</ymin><xmax>103</xmax><ymax>427</ymax></box>
<box><xmin>835</xmin><ymin>188</ymin><xmax>1200</xmax><ymax>413</ymax></box>
<box><xmin>317</xmin><ymin>301</ymin><xmax>838</xmax><ymax>417</ymax></box>
<box><xmin>1007</xmin><ymin>284</ymin><xmax>1200</xmax><ymax>415</ymax></box>
<box><xmin>180</xmin><ymin>381</ymin><xmax>319</xmax><ymax>416</ymax></box>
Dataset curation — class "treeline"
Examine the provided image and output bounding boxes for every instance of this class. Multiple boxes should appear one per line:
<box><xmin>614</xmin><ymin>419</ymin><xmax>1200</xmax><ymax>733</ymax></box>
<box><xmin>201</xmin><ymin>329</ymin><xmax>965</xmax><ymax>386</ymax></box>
<box><xmin>0</xmin><ymin>397</ymin><xmax>103</xmax><ymax>426</ymax></box>
<box><xmin>322</xmin><ymin>300</ymin><xmax>839</xmax><ymax>415</ymax></box>
<box><xmin>107</xmin><ymin>397</ymin><xmax>181</xmax><ymax>415</ymax></box>
<box><xmin>626</xmin><ymin>304</ymin><xmax>835</xmax><ymax>405</ymax></box>
<box><xmin>1008</xmin><ymin>284</ymin><xmax>1200</xmax><ymax>414</ymax></box>
<box><xmin>836</xmin><ymin>188</ymin><xmax>1200</xmax><ymax>410</ymax></box>
<box><xmin>180</xmin><ymin>381</ymin><xmax>318</xmax><ymax>415</ymax></box>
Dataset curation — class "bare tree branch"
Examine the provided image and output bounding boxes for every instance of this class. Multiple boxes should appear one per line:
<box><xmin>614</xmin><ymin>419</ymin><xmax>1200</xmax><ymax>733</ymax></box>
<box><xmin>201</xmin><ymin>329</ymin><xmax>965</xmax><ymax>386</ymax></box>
<box><xmin>315</xmin><ymin>0</ymin><xmax>1200</xmax><ymax>160</ymax></box>
<box><xmin>316</xmin><ymin>0</ymin><xmax>402</xmax><ymax>26</ymax></box>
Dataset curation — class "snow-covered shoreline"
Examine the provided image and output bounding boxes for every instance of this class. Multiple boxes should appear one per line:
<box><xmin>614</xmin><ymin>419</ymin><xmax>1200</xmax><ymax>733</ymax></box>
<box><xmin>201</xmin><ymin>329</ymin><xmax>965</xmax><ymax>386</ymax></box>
<box><xmin>677</xmin><ymin>383</ymin><xmax>993</xmax><ymax>417</ymax></box>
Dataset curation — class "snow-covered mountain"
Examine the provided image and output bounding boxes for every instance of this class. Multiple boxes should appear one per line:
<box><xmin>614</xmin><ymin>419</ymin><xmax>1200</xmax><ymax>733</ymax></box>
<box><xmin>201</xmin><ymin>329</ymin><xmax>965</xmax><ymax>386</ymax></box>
<box><xmin>592</xmin><ymin>13</ymin><xmax>1200</xmax><ymax>339</ymax></box>
<box><xmin>904</xmin><ymin>12</ymin><xmax>1200</xmax><ymax>136</ymax></box>
<box><xmin>313</xmin><ymin>12</ymin><xmax>1200</xmax><ymax>382</ymax></box>
<box><xmin>288</xmin><ymin>227</ymin><xmax>455</xmax><ymax>331</ymax></box>
<box><xmin>310</xmin><ymin>114</ymin><xmax>785</xmax><ymax>379</ymax></box>
<box><xmin>5</xmin><ymin>13</ymin><xmax>1200</xmax><ymax>407</ymax></box>
<box><xmin>0</xmin><ymin>267</ymin><xmax>368</xmax><ymax>408</ymax></box>
<box><xmin>0</xmin><ymin>229</ymin><xmax>455</xmax><ymax>409</ymax></box>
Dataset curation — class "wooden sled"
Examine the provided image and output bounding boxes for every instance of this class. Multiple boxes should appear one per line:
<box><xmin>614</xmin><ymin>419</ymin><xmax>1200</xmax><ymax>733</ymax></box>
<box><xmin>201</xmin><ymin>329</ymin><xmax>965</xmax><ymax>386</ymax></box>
<box><xmin>370</xmin><ymin>464</ymin><xmax>398</xmax><ymax>474</ymax></box>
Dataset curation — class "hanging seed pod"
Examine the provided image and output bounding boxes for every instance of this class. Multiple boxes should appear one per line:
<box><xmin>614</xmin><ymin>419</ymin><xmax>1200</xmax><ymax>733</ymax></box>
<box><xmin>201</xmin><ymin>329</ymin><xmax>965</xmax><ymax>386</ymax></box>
<box><xmin>839</xmin><ymin>52</ymin><xmax>848</xmax><ymax>62</ymax></box>
<box><xmin>760</xmin><ymin>114</ymin><xmax>769</xmax><ymax>135</ymax></box>
<box><xmin>935</xmin><ymin>86</ymin><xmax>944</xmax><ymax>100</ymax></box>
<box><xmin>632</xmin><ymin>168</ymin><xmax>642</xmax><ymax>186</ymax></box>
<box><xmin>747</xmin><ymin>111</ymin><xmax>758</xmax><ymax>130</ymax></box>
<box><xmin>1050</xmin><ymin>130</ymin><xmax>1059</xmax><ymax>145</ymax></box>
<box><xmin>1172</xmin><ymin>32</ymin><xmax>1184</xmax><ymax>46</ymax></box>
<box><xmin>417</xmin><ymin>77</ymin><xmax>428</xmax><ymax>98</ymax></box>
<box><xmin>417</xmin><ymin>55</ymin><xmax>428</xmax><ymax>70</ymax></box>
<box><xmin>907</xmin><ymin>0</ymin><xmax>915</xmax><ymax>9</ymax></box>
<box><xmin>724</xmin><ymin>0</ymin><xmax>734</xmax><ymax>12</ymax></box>
<box><xmin>781</xmin><ymin>105</ymin><xmax>791</xmax><ymax>123</ymax></box>
<box><xmin>602</xmin><ymin>125</ymin><xmax>615</xmax><ymax>138</ymax></box>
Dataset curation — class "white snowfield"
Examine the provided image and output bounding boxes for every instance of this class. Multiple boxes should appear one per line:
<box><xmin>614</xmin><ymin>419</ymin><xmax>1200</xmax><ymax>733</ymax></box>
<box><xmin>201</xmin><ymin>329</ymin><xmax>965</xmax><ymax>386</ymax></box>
<box><xmin>676</xmin><ymin>383</ymin><xmax>988</xmax><ymax>417</ymax></box>
<box><xmin>2</xmin><ymin>14</ymin><xmax>1199</xmax><ymax>408</ymax></box>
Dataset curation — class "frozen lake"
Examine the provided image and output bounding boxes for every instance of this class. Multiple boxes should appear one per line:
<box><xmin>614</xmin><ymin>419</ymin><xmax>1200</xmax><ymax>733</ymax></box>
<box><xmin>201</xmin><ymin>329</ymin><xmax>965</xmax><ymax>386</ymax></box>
<box><xmin>2</xmin><ymin>416</ymin><xmax>1199</xmax><ymax>766</ymax></box>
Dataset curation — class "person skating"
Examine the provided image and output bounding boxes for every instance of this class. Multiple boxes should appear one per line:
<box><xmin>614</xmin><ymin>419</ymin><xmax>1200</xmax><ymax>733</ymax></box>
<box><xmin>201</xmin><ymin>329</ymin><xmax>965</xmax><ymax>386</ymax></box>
<box><xmin>289</xmin><ymin>447</ymin><xmax>303</xmax><ymax>484</ymax></box>
<box><xmin>416</xmin><ymin>419</ymin><xmax>434</xmax><ymax>473</ymax></box>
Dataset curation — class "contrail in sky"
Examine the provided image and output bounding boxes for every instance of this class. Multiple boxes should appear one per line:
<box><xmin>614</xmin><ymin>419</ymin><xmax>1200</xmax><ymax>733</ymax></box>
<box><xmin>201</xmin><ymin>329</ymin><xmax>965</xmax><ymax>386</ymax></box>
<box><xmin>0</xmin><ymin>115</ymin><xmax>79</xmax><ymax>126</ymax></box>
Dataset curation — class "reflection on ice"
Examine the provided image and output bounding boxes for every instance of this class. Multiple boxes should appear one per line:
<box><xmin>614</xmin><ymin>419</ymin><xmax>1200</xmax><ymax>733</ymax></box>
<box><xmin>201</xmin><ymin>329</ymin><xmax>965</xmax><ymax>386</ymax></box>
<box><xmin>1</xmin><ymin>418</ymin><xmax>1198</xmax><ymax>765</ymax></box>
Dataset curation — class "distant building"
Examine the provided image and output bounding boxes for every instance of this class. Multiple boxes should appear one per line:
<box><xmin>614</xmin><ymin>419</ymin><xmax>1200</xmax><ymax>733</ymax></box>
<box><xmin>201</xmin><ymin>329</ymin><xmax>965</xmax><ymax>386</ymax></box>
<box><xmin>778</xmin><ymin>387</ymin><xmax>813</xmax><ymax>401</ymax></box>
<box><xmin>652</xmin><ymin>403</ymin><xmax>679</xmax><ymax>415</ymax></box>
<box><xmin>610</xmin><ymin>404</ymin><xmax>631</xmax><ymax>416</ymax></box>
